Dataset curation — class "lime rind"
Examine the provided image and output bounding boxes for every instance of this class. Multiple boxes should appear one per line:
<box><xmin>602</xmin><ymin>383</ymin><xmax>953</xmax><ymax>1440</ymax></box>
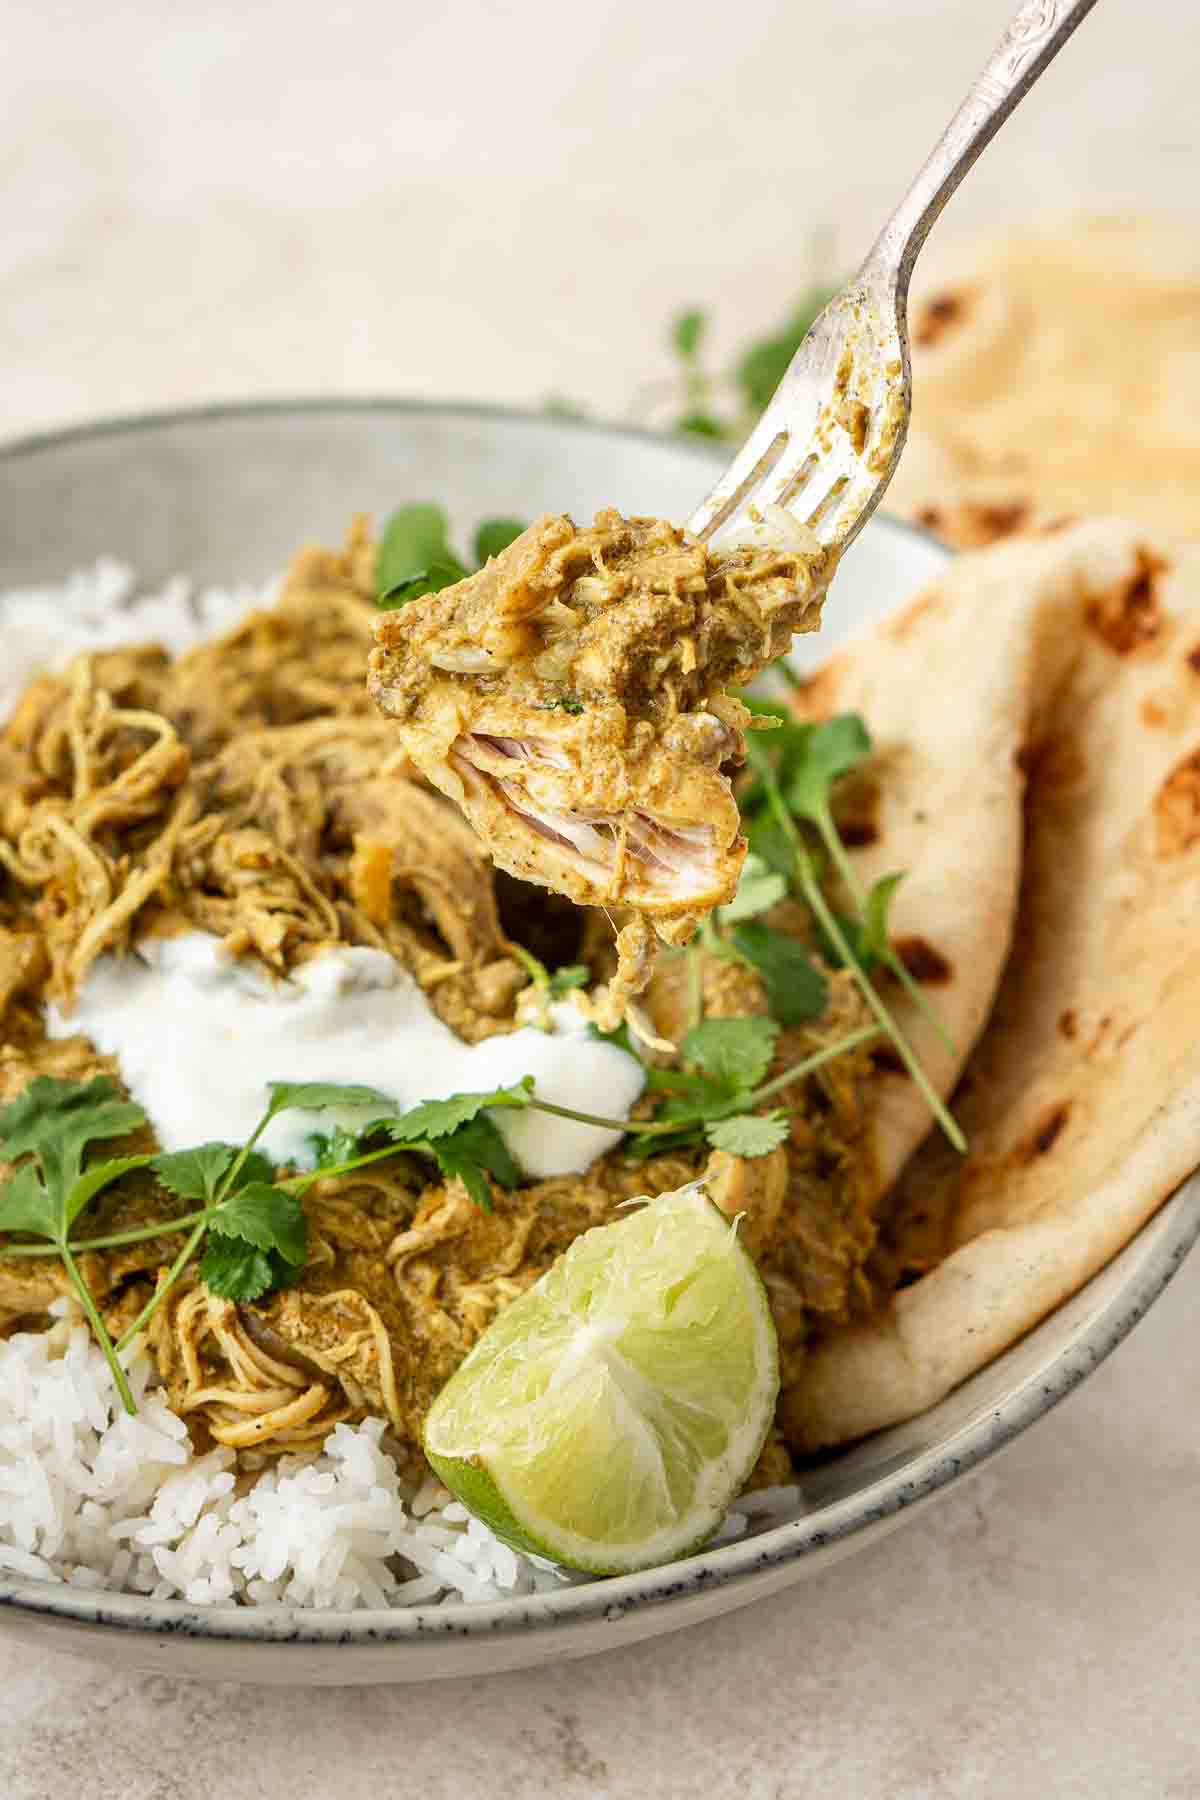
<box><xmin>423</xmin><ymin>1181</ymin><xmax>780</xmax><ymax>1576</ymax></box>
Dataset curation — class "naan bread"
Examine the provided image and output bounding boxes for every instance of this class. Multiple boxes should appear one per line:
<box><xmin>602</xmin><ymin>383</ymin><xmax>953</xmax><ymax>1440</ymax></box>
<box><xmin>887</xmin><ymin>214</ymin><xmax>1200</xmax><ymax>547</ymax></box>
<box><xmin>783</xmin><ymin>518</ymin><xmax>1200</xmax><ymax>1451</ymax></box>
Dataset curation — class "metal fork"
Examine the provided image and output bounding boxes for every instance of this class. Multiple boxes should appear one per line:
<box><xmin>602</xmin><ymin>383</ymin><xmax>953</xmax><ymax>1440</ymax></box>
<box><xmin>687</xmin><ymin>0</ymin><xmax>1101</xmax><ymax>551</ymax></box>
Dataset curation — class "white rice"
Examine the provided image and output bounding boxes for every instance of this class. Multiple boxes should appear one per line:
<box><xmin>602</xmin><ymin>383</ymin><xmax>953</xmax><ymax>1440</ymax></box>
<box><xmin>0</xmin><ymin>1304</ymin><xmax>581</xmax><ymax>1608</ymax></box>
<box><xmin>0</xmin><ymin>562</ymin><xmax>801</xmax><ymax>1609</ymax></box>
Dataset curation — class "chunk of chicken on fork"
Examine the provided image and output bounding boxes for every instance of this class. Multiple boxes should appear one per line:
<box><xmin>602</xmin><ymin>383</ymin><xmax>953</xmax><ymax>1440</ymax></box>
<box><xmin>367</xmin><ymin>509</ymin><xmax>830</xmax><ymax>1008</ymax></box>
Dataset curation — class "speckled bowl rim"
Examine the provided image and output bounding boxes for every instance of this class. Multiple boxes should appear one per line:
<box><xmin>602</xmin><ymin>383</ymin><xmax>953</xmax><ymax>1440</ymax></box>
<box><xmin>0</xmin><ymin>396</ymin><xmax>1196</xmax><ymax>1656</ymax></box>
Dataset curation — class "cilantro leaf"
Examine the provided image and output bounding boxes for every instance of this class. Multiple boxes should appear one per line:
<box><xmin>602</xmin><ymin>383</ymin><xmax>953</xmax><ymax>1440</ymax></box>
<box><xmin>0</xmin><ymin>1076</ymin><xmax>146</xmax><ymax>1216</ymax></box>
<box><xmin>200</xmin><ymin>1237</ymin><xmax>291</xmax><ymax>1302</ymax></box>
<box><xmin>586</xmin><ymin>1017</ymin><xmax>641</xmax><ymax>1060</ymax></box>
<box><xmin>266</xmin><ymin>1080</ymin><xmax>397</xmax><ymax>1119</ymax></box>
<box><xmin>0</xmin><ymin>1162</ymin><xmax>58</xmax><ymax>1239</ymax></box>
<box><xmin>676</xmin><ymin>410</ymin><xmax>725</xmax><ymax>439</ymax></box>
<box><xmin>66</xmin><ymin>1154</ymin><xmax>158</xmax><ymax>1229</ymax></box>
<box><xmin>681</xmin><ymin>1017</ymin><xmax>779</xmax><ymax>1092</ymax></box>
<box><xmin>858</xmin><ymin>872</ymin><xmax>905</xmax><ymax>964</ymax></box>
<box><xmin>0</xmin><ymin>1076</ymin><xmax>150</xmax><ymax>1413</ymax></box>
<box><xmin>548</xmin><ymin>964</ymin><xmax>589</xmax><ymax>999</ymax></box>
<box><xmin>814</xmin><ymin>877</ymin><xmax>904</xmax><ymax>974</ymax></box>
<box><xmin>377</xmin><ymin>504</ymin><xmax>469</xmax><ymax>607</ymax></box>
<box><xmin>473</xmin><ymin>517</ymin><xmax>527</xmax><ymax>565</ymax></box>
<box><xmin>729</xmin><ymin>923</ymin><xmax>828</xmax><ymax>1025</ymax></box>
<box><xmin>432</xmin><ymin>1115</ymin><xmax>522</xmax><ymax>1211</ymax></box>
<box><xmin>386</xmin><ymin>1081</ymin><xmax>533</xmax><ymax>1145</ymax></box>
<box><xmin>152</xmin><ymin>1143</ymin><xmax>240</xmax><ymax>1205</ymax></box>
<box><xmin>209</xmin><ymin>1182</ymin><xmax>307</xmax><ymax>1266</ymax></box>
<box><xmin>538</xmin><ymin>697</ymin><xmax>585</xmax><ymax>715</ymax></box>
<box><xmin>705</xmin><ymin>1112</ymin><xmax>791</xmax><ymax>1158</ymax></box>
<box><xmin>786</xmin><ymin>715</ymin><xmax>872</xmax><ymax>824</ymax></box>
<box><xmin>383</xmin><ymin>560</ymin><xmax>470</xmax><ymax>607</ymax></box>
<box><xmin>441</xmin><ymin>1158</ymin><xmax>492</xmax><ymax>1213</ymax></box>
<box><xmin>622</xmin><ymin>1121</ymin><xmax>709</xmax><ymax>1163</ymax></box>
<box><xmin>306</xmin><ymin>1125</ymin><xmax>367</xmax><ymax>1170</ymax></box>
<box><xmin>719</xmin><ymin>853</ymin><xmax>788</xmax><ymax>925</ymax></box>
<box><xmin>671</xmin><ymin>308</ymin><xmax>706</xmax><ymax>359</ymax></box>
<box><xmin>745</xmin><ymin>813</ymin><xmax>796</xmax><ymax>881</ymax></box>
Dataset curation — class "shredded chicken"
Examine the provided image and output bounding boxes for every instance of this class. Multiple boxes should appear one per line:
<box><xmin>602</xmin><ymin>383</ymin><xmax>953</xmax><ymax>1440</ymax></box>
<box><xmin>367</xmin><ymin>509</ymin><xmax>830</xmax><ymax>1007</ymax></box>
<box><xmin>0</xmin><ymin>519</ymin><xmax>880</xmax><ymax>1474</ymax></box>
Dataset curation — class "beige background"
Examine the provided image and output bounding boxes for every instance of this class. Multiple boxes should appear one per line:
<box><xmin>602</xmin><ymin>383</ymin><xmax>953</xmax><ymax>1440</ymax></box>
<box><xmin>2</xmin><ymin>0</ymin><xmax>1200</xmax><ymax>1794</ymax></box>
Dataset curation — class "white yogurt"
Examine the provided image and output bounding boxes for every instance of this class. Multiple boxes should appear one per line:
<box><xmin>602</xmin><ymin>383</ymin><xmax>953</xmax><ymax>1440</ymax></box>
<box><xmin>45</xmin><ymin>932</ymin><xmax>644</xmax><ymax>1178</ymax></box>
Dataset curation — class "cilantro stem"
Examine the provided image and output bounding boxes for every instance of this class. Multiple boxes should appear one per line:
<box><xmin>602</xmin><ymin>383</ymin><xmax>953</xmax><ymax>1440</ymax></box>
<box><xmin>4</xmin><ymin>1135</ymin><xmax>472</xmax><ymax>1264</ymax></box>
<box><xmin>523</xmin><ymin>1029</ymin><xmax>879</xmax><ymax>1140</ymax></box>
<box><xmin>60</xmin><ymin>1241</ymin><xmax>136</xmax><ymax>1415</ymax></box>
<box><xmin>214</xmin><ymin>1108</ymin><xmax>273</xmax><ymax>1205</ymax></box>
<box><xmin>795</xmin><ymin>856</ymin><xmax>966</xmax><ymax>1153</ymax></box>
<box><xmin>525</xmin><ymin>1098</ymin><xmax>684</xmax><ymax>1137</ymax></box>
<box><xmin>115</xmin><ymin>1217</ymin><xmax>208</xmax><ymax>1353</ymax></box>
<box><xmin>509</xmin><ymin>943</ymin><xmax>552</xmax><ymax>1030</ymax></box>
<box><xmin>0</xmin><ymin>1206</ymin><xmax>214</xmax><ymax>1259</ymax></box>
<box><xmin>281</xmin><ymin>1139</ymin><xmax>410</xmax><ymax>1194</ymax></box>
<box><xmin>686</xmin><ymin>941</ymin><xmax>705</xmax><ymax>1035</ymax></box>
<box><xmin>812</xmin><ymin>805</ymin><xmax>959</xmax><ymax>1059</ymax></box>
<box><xmin>744</xmin><ymin>734</ymin><xmax>966</xmax><ymax>1155</ymax></box>
<box><xmin>750</xmin><ymin>1025</ymin><xmax>882</xmax><ymax>1104</ymax></box>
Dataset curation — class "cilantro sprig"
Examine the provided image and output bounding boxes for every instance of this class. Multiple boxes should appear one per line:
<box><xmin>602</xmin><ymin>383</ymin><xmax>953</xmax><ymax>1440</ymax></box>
<box><xmin>514</xmin><ymin>1015</ymin><xmax>879</xmax><ymax>1163</ymax></box>
<box><xmin>0</xmin><ymin>1072</ymin><xmax>541</xmax><ymax>1415</ymax></box>
<box><xmin>739</xmin><ymin>709</ymin><xmax>965</xmax><ymax>1153</ymax></box>
<box><xmin>699</xmin><ymin>850</ymin><xmax>829</xmax><ymax>1027</ymax></box>
<box><xmin>0</xmin><ymin>1077</ymin><xmax>154</xmax><ymax>1410</ymax></box>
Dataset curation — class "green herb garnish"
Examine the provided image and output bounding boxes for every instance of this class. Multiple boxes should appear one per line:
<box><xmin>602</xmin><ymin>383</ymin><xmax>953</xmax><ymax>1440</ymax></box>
<box><xmin>0</xmin><ymin>1077</ymin><xmax>153</xmax><ymax>1411</ymax></box>
<box><xmin>423</xmin><ymin>1115</ymin><xmax>521</xmax><ymax>1213</ymax></box>
<box><xmin>717</xmin><ymin>852</ymin><xmax>788</xmax><ymax>925</ymax></box>
<box><xmin>510</xmin><ymin>944</ymin><xmax>590</xmax><ymax>1028</ymax></box>
<box><xmin>741</xmin><ymin>720</ymin><xmax>965</xmax><ymax>1151</ymax></box>
<box><xmin>706</xmin><ymin>1113</ymin><xmax>791</xmax><ymax>1158</ymax></box>
<box><xmin>473</xmin><ymin>517</ymin><xmax>527</xmax><ymax>565</ymax></box>
<box><xmin>727</xmin><ymin>922</ymin><xmax>829</xmax><ymax>1026</ymax></box>
<box><xmin>376</xmin><ymin>505</ymin><xmax>529</xmax><ymax>609</ymax></box>
<box><xmin>376</xmin><ymin>504</ymin><xmax>469</xmax><ymax>607</ymax></box>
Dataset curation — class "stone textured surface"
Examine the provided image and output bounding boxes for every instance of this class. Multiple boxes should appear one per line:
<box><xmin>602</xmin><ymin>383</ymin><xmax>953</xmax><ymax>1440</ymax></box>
<box><xmin>3</xmin><ymin>1</ymin><xmax>1199</xmax><ymax>1793</ymax></box>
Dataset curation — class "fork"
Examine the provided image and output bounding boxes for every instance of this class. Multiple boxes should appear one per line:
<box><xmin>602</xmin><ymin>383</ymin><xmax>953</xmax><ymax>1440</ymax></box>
<box><xmin>687</xmin><ymin>0</ymin><xmax>1101</xmax><ymax>552</ymax></box>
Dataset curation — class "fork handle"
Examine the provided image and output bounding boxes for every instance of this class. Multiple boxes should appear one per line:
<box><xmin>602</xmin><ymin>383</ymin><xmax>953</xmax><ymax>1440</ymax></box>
<box><xmin>866</xmin><ymin>0</ymin><xmax>1102</xmax><ymax>295</ymax></box>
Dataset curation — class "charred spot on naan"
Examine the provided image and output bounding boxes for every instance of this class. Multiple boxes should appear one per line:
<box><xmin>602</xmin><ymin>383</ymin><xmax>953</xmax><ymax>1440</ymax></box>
<box><xmin>1084</xmin><ymin>547</ymin><xmax>1170</xmax><ymax>656</ymax></box>
<box><xmin>915</xmin><ymin>500</ymin><xmax>1030</xmax><ymax>551</ymax></box>
<box><xmin>831</xmin><ymin>771</ymin><xmax>881</xmax><ymax>848</ymax></box>
<box><xmin>1154</xmin><ymin>745</ymin><xmax>1200</xmax><ymax>857</ymax></box>
<box><xmin>892</xmin><ymin>936</ymin><xmax>953</xmax><ymax>986</ymax></box>
<box><xmin>1014</xmin><ymin>732</ymin><xmax>1088</xmax><ymax>792</ymax></box>
<box><xmin>912</xmin><ymin>287</ymin><xmax>976</xmax><ymax>349</ymax></box>
<box><xmin>1021</xmin><ymin>1101</ymin><xmax>1072</xmax><ymax>1161</ymax></box>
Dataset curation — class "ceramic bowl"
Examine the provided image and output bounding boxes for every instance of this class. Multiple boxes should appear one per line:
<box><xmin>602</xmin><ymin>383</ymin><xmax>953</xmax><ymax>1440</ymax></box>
<box><xmin>1</xmin><ymin>400</ymin><xmax>1197</xmax><ymax>1684</ymax></box>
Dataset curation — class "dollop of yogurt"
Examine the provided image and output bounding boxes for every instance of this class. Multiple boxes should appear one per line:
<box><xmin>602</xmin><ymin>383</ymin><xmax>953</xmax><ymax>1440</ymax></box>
<box><xmin>45</xmin><ymin>933</ymin><xmax>645</xmax><ymax>1178</ymax></box>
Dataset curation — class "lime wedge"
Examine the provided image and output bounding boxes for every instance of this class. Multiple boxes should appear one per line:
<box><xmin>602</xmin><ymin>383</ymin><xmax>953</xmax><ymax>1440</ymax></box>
<box><xmin>423</xmin><ymin>1179</ymin><xmax>780</xmax><ymax>1575</ymax></box>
